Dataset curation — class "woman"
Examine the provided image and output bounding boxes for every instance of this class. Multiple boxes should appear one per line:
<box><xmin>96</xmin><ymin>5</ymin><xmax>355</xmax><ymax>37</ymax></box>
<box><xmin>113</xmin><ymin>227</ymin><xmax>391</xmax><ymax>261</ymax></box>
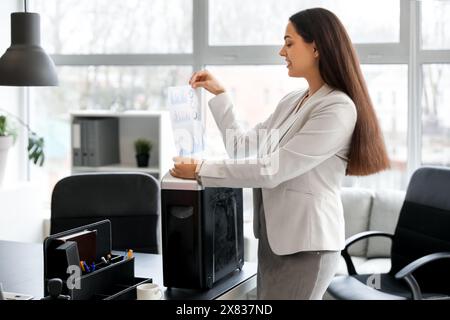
<box><xmin>170</xmin><ymin>8</ymin><xmax>389</xmax><ymax>300</ymax></box>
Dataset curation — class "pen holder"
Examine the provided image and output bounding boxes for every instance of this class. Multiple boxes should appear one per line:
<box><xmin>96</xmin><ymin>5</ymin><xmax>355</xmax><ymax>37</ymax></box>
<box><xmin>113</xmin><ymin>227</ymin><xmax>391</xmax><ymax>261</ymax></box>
<box><xmin>70</xmin><ymin>256</ymin><xmax>151</xmax><ymax>300</ymax></box>
<box><xmin>44</xmin><ymin>220</ymin><xmax>152</xmax><ymax>300</ymax></box>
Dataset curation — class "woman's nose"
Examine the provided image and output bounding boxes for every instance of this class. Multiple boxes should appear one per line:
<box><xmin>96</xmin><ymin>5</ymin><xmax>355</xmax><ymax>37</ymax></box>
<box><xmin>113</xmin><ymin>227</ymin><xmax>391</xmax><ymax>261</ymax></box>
<box><xmin>279</xmin><ymin>48</ymin><xmax>285</xmax><ymax>57</ymax></box>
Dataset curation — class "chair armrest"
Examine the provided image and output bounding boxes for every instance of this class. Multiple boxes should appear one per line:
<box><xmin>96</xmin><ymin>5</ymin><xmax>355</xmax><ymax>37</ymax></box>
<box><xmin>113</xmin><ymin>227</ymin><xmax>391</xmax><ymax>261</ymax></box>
<box><xmin>345</xmin><ymin>231</ymin><xmax>394</xmax><ymax>249</ymax></box>
<box><xmin>342</xmin><ymin>231</ymin><xmax>394</xmax><ymax>275</ymax></box>
<box><xmin>394</xmin><ymin>252</ymin><xmax>450</xmax><ymax>300</ymax></box>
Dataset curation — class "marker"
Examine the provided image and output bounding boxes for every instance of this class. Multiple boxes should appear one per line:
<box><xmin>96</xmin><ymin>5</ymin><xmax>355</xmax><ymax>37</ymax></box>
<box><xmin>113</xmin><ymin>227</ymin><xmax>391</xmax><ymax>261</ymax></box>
<box><xmin>127</xmin><ymin>249</ymin><xmax>134</xmax><ymax>259</ymax></box>
<box><xmin>90</xmin><ymin>262</ymin><xmax>96</xmax><ymax>272</ymax></box>
<box><xmin>80</xmin><ymin>261</ymin><xmax>85</xmax><ymax>272</ymax></box>
<box><xmin>101</xmin><ymin>257</ymin><xmax>108</xmax><ymax>264</ymax></box>
<box><xmin>83</xmin><ymin>261</ymin><xmax>91</xmax><ymax>273</ymax></box>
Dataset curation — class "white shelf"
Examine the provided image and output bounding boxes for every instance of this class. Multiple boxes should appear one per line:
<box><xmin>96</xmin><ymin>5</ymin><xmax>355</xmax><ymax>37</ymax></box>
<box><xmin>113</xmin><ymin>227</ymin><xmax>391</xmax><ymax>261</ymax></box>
<box><xmin>70</xmin><ymin>109</ymin><xmax>168</xmax><ymax>118</ymax></box>
<box><xmin>70</xmin><ymin>110</ymin><xmax>175</xmax><ymax>179</ymax></box>
<box><xmin>72</xmin><ymin>164</ymin><xmax>160</xmax><ymax>174</ymax></box>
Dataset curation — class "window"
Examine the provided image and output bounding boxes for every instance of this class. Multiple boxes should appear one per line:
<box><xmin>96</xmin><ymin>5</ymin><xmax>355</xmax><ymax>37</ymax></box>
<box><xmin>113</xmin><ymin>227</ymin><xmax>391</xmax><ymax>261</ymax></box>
<box><xmin>32</xmin><ymin>66</ymin><xmax>193</xmax><ymax>111</ymax></box>
<box><xmin>33</xmin><ymin>0</ymin><xmax>193</xmax><ymax>54</ymax></box>
<box><xmin>209</xmin><ymin>0</ymin><xmax>400</xmax><ymax>46</ymax></box>
<box><xmin>421</xmin><ymin>64</ymin><xmax>450</xmax><ymax>166</ymax></box>
<box><xmin>345</xmin><ymin>65</ymin><xmax>408</xmax><ymax>190</ymax></box>
<box><xmin>421</xmin><ymin>0</ymin><xmax>450</xmax><ymax>50</ymax></box>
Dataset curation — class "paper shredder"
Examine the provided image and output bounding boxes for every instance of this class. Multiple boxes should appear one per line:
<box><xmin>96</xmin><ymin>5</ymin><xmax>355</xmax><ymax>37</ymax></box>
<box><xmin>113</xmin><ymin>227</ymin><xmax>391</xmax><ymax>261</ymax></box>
<box><xmin>161</xmin><ymin>172</ymin><xmax>244</xmax><ymax>289</ymax></box>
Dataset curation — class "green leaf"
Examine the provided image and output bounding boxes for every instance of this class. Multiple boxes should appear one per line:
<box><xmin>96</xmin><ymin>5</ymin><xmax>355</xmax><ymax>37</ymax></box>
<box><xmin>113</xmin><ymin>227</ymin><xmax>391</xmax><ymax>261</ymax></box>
<box><xmin>28</xmin><ymin>133</ymin><xmax>45</xmax><ymax>167</ymax></box>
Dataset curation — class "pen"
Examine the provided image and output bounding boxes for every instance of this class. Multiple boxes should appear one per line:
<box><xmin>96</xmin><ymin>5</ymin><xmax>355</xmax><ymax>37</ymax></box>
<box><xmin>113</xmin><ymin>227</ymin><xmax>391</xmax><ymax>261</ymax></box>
<box><xmin>83</xmin><ymin>261</ymin><xmax>90</xmax><ymax>273</ymax></box>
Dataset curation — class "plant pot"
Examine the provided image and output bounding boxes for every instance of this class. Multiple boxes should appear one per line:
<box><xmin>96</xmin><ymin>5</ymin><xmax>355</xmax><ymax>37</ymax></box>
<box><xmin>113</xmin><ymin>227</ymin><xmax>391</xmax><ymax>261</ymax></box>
<box><xmin>0</xmin><ymin>135</ymin><xmax>14</xmax><ymax>186</ymax></box>
<box><xmin>136</xmin><ymin>153</ymin><xmax>150</xmax><ymax>168</ymax></box>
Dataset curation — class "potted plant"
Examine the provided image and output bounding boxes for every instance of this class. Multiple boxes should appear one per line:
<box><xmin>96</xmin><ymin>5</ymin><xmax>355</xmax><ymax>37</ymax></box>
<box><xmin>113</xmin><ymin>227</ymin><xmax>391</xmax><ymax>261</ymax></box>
<box><xmin>134</xmin><ymin>138</ymin><xmax>152</xmax><ymax>168</ymax></box>
<box><xmin>0</xmin><ymin>111</ymin><xmax>45</xmax><ymax>186</ymax></box>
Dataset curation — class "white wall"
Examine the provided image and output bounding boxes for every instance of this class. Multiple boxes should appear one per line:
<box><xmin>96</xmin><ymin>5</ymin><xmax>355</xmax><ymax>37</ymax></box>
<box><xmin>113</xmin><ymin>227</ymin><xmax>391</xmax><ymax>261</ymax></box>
<box><xmin>0</xmin><ymin>182</ymin><xmax>47</xmax><ymax>243</ymax></box>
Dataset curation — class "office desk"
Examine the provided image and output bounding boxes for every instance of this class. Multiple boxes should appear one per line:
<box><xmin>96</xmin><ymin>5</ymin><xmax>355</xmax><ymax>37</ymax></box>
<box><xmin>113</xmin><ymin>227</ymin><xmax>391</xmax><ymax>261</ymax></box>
<box><xmin>0</xmin><ymin>240</ymin><xmax>257</xmax><ymax>300</ymax></box>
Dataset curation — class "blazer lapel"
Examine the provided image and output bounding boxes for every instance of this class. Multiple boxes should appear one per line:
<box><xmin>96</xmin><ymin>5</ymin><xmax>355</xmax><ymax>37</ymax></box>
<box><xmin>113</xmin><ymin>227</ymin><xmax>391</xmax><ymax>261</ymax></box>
<box><xmin>258</xmin><ymin>84</ymin><xmax>334</xmax><ymax>155</ymax></box>
<box><xmin>278</xmin><ymin>84</ymin><xmax>334</xmax><ymax>146</ymax></box>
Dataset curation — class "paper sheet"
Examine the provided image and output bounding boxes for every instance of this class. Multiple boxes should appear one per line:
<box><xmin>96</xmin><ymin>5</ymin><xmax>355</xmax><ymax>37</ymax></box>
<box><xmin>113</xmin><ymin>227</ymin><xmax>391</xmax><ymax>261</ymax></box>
<box><xmin>167</xmin><ymin>86</ymin><xmax>204</xmax><ymax>157</ymax></box>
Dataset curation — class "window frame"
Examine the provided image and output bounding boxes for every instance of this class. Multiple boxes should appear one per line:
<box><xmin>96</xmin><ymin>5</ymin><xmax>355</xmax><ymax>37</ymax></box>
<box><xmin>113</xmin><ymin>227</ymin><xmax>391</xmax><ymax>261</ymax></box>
<box><xmin>202</xmin><ymin>0</ymin><xmax>409</xmax><ymax>65</ymax></box>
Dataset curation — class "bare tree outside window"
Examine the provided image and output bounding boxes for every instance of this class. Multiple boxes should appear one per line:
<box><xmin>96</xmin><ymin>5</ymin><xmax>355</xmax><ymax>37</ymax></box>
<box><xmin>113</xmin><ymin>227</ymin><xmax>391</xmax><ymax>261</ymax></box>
<box><xmin>422</xmin><ymin>65</ymin><xmax>450</xmax><ymax>166</ymax></box>
<box><xmin>209</xmin><ymin>0</ymin><xmax>399</xmax><ymax>46</ymax></box>
<box><xmin>421</xmin><ymin>0</ymin><xmax>450</xmax><ymax>50</ymax></box>
<box><xmin>33</xmin><ymin>0</ymin><xmax>192</xmax><ymax>54</ymax></box>
<box><xmin>421</xmin><ymin>1</ymin><xmax>450</xmax><ymax>166</ymax></box>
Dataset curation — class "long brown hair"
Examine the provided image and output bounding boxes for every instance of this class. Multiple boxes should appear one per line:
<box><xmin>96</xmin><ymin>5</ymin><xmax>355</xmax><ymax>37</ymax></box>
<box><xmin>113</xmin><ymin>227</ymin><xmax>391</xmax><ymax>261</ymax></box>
<box><xmin>290</xmin><ymin>8</ymin><xmax>390</xmax><ymax>176</ymax></box>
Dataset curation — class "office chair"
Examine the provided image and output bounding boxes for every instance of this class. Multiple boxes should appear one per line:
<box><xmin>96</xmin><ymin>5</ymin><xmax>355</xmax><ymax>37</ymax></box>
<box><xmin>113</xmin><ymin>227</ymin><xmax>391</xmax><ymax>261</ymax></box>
<box><xmin>51</xmin><ymin>172</ymin><xmax>160</xmax><ymax>254</ymax></box>
<box><xmin>328</xmin><ymin>167</ymin><xmax>450</xmax><ymax>300</ymax></box>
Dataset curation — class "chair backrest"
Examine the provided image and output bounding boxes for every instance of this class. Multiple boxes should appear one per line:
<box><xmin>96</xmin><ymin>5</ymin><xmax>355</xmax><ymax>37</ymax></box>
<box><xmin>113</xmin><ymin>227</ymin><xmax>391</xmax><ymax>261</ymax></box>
<box><xmin>51</xmin><ymin>172</ymin><xmax>160</xmax><ymax>254</ymax></box>
<box><xmin>391</xmin><ymin>166</ymin><xmax>450</xmax><ymax>293</ymax></box>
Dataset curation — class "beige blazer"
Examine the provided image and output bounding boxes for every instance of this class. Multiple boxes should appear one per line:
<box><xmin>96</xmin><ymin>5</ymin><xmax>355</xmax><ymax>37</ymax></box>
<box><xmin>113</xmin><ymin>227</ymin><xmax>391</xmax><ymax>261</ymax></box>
<box><xmin>198</xmin><ymin>84</ymin><xmax>357</xmax><ymax>255</ymax></box>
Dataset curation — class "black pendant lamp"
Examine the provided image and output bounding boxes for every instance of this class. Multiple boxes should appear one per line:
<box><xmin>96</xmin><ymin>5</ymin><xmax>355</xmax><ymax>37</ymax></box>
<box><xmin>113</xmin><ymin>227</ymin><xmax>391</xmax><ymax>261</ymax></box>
<box><xmin>0</xmin><ymin>0</ymin><xmax>58</xmax><ymax>86</ymax></box>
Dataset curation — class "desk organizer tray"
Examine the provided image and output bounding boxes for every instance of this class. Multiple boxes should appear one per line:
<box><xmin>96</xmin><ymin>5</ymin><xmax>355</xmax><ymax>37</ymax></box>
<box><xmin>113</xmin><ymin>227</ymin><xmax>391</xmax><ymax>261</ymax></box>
<box><xmin>43</xmin><ymin>220</ymin><xmax>152</xmax><ymax>300</ymax></box>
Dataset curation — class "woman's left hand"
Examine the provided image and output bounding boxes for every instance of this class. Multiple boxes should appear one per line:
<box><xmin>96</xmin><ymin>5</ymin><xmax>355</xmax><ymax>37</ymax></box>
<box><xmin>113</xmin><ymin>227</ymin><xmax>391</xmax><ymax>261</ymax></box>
<box><xmin>170</xmin><ymin>156</ymin><xmax>201</xmax><ymax>180</ymax></box>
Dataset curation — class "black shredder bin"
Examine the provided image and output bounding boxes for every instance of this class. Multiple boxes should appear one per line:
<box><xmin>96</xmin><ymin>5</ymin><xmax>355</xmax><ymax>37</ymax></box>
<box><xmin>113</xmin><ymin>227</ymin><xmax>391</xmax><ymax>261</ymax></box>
<box><xmin>161</xmin><ymin>172</ymin><xmax>244</xmax><ymax>289</ymax></box>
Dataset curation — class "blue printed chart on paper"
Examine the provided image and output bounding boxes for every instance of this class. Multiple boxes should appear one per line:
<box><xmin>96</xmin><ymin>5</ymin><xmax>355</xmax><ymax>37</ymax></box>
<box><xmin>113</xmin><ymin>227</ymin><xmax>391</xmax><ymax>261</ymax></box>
<box><xmin>167</xmin><ymin>86</ymin><xmax>205</xmax><ymax>158</ymax></box>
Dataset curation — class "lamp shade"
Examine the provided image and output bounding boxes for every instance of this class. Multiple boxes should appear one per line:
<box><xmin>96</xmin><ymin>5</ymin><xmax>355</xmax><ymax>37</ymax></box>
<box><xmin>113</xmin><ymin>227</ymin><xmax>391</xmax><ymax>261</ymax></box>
<box><xmin>0</xmin><ymin>12</ymin><xmax>58</xmax><ymax>86</ymax></box>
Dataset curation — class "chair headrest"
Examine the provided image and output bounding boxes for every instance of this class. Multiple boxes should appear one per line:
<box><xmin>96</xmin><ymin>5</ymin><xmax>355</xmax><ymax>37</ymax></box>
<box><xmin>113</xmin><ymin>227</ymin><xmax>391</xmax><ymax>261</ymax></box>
<box><xmin>51</xmin><ymin>172</ymin><xmax>160</xmax><ymax>218</ymax></box>
<box><xmin>405</xmin><ymin>166</ymin><xmax>450</xmax><ymax>211</ymax></box>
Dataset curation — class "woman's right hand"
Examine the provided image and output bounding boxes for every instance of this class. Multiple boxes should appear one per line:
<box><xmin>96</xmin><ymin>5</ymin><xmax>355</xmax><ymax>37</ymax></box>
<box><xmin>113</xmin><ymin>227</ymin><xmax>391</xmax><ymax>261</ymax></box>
<box><xmin>189</xmin><ymin>70</ymin><xmax>226</xmax><ymax>95</ymax></box>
